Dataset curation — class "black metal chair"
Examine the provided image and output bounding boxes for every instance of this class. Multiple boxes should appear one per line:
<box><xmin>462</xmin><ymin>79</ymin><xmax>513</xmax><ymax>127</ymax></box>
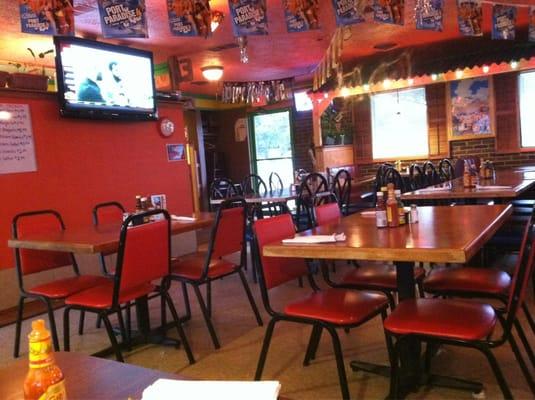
<box><xmin>383</xmin><ymin>167</ymin><xmax>406</xmax><ymax>193</ymax></box>
<box><xmin>295</xmin><ymin>172</ymin><xmax>329</xmax><ymax>231</ymax></box>
<box><xmin>409</xmin><ymin>163</ymin><xmax>425</xmax><ymax>191</ymax></box>
<box><xmin>438</xmin><ymin>158</ymin><xmax>455</xmax><ymax>182</ymax></box>
<box><xmin>209</xmin><ymin>178</ymin><xmax>239</xmax><ymax>211</ymax></box>
<box><xmin>422</xmin><ymin>161</ymin><xmax>440</xmax><ymax>187</ymax></box>
<box><xmin>331</xmin><ymin>169</ymin><xmax>351</xmax><ymax>215</ymax></box>
<box><xmin>268</xmin><ymin>172</ymin><xmax>289</xmax><ymax>216</ymax></box>
<box><xmin>268</xmin><ymin>172</ymin><xmax>284</xmax><ymax>191</ymax></box>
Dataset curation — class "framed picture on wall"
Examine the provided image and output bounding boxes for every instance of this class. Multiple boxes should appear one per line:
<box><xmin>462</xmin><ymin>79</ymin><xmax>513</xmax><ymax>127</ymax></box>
<box><xmin>447</xmin><ymin>76</ymin><xmax>495</xmax><ymax>141</ymax></box>
<box><xmin>150</xmin><ymin>194</ymin><xmax>167</xmax><ymax>209</ymax></box>
<box><xmin>166</xmin><ymin>143</ymin><xmax>185</xmax><ymax>161</ymax></box>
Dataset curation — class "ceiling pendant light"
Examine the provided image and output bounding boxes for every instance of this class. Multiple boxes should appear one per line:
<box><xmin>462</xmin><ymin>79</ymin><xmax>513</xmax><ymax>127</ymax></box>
<box><xmin>201</xmin><ymin>66</ymin><xmax>224</xmax><ymax>81</ymax></box>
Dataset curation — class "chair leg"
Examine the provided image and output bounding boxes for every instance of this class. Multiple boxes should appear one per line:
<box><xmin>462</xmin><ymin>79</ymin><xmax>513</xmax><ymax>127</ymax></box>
<box><xmin>508</xmin><ymin>323</ymin><xmax>535</xmax><ymax>394</ymax></box>
<box><xmin>514</xmin><ymin>318</ymin><xmax>535</xmax><ymax>368</ymax></box>
<box><xmin>192</xmin><ymin>284</ymin><xmax>220</xmax><ymax>349</ymax></box>
<box><xmin>163</xmin><ymin>292</ymin><xmax>195</xmax><ymax>365</ymax></box>
<box><xmin>417</xmin><ymin>281</ymin><xmax>425</xmax><ymax>298</ymax></box>
<box><xmin>96</xmin><ymin>315</ymin><xmax>102</xmax><ymax>329</ymax></box>
<box><xmin>207</xmin><ymin>281</ymin><xmax>212</xmax><ymax>318</ymax></box>
<box><xmin>116</xmin><ymin>308</ymin><xmax>130</xmax><ymax>351</ymax></box>
<box><xmin>479</xmin><ymin>345</ymin><xmax>513</xmax><ymax>400</ymax></box>
<box><xmin>44</xmin><ymin>298</ymin><xmax>60</xmax><ymax>352</ymax></box>
<box><xmin>238</xmin><ymin>269</ymin><xmax>263</xmax><ymax>326</ymax></box>
<box><xmin>325</xmin><ymin>325</ymin><xmax>350</xmax><ymax>400</ymax></box>
<box><xmin>125</xmin><ymin>302</ymin><xmax>132</xmax><ymax>341</ymax></box>
<box><xmin>181</xmin><ymin>282</ymin><xmax>191</xmax><ymax>321</ymax></box>
<box><xmin>14</xmin><ymin>296</ymin><xmax>25</xmax><ymax>358</ymax></box>
<box><xmin>63</xmin><ymin>306</ymin><xmax>71</xmax><ymax>352</ymax></box>
<box><xmin>303</xmin><ymin>325</ymin><xmax>322</xmax><ymax>366</ymax></box>
<box><xmin>101</xmin><ymin>312</ymin><xmax>124</xmax><ymax>362</ymax></box>
<box><xmin>522</xmin><ymin>303</ymin><xmax>535</xmax><ymax>335</ymax></box>
<box><xmin>160</xmin><ymin>293</ymin><xmax>167</xmax><ymax>328</ymax></box>
<box><xmin>387</xmin><ymin>334</ymin><xmax>401</xmax><ymax>400</ymax></box>
<box><xmin>78</xmin><ymin>311</ymin><xmax>85</xmax><ymax>335</ymax></box>
<box><xmin>255</xmin><ymin>318</ymin><xmax>277</xmax><ymax>380</ymax></box>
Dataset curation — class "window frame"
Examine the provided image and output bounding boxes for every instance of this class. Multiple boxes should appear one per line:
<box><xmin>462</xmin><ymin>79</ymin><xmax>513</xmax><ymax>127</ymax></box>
<box><xmin>518</xmin><ymin>70</ymin><xmax>535</xmax><ymax>151</ymax></box>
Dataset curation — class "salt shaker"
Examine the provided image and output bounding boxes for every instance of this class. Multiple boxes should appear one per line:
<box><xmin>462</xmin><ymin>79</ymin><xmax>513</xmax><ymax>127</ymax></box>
<box><xmin>410</xmin><ymin>204</ymin><xmax>419</xmax><ymax>223</ymax></box>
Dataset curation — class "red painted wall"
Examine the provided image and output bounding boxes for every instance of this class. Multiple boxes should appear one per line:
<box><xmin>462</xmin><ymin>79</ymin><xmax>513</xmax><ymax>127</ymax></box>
<box><xmin>0</xmin><ymin>91</ymin><xmax>193</xmax><ymax>269</ymax></box>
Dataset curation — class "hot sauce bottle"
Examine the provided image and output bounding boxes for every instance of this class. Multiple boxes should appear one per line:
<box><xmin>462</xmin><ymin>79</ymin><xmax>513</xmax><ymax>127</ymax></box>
<box><xmin>375</xmin><ymin>192</ymin><xmax>388</xmax><ymax>228</ymax></box>
<box><xmin>386</xmin><ymin>183</ymin><xmax>399</xmax><ymax>227</ymax></box>
<box><xmin>24</xmin><ymin>319</ymin><xmax>66</xmax><ymax>400</ymax></box>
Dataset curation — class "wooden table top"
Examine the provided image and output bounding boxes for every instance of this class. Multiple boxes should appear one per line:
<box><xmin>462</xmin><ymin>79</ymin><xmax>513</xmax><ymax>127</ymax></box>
<box><xmin>263</xmin><ymin>205</ymin><xmax>512</xmax><ymax>264</ymax></box>
<box><xmin>401</xmin><ymin>170</ymin><xmax>535</xmax><ymax>201</ymax></box>
<box><xmin>7</xmin><ymin>212</ymin><xmax>214</xmax><ymax>254</ymax></box>
<box><xmin>0</xmin><ymin>352</ymin><xmax>180</xmax><ymax>400</ymax></box>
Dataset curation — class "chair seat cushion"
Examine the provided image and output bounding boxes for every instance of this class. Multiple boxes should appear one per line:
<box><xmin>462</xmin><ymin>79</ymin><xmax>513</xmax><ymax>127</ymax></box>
<box><xmin>341</xmin><ymin>265</ymin><xmax>426</xmax><ymax>290</ymax></box>
<box><xmin>171</xmin><ymin>252</ymin><xmax>237</xmax><ymax>280</ymax></box>
<box><xmin>28</xmin><ymin>275</ymin><xmax>109</xmax><ymax>299</ymax></box>
<box><xmin>424</xmin><ymin>267</ymin><xmax>511</xmax><ymax>296</ymax></box>
<box><xmin>284</xmin><ymin>289</ymin><xmax>388</xmax><ymax>325</ymax></box>
<box><xmin>384</xmin><ymin>298</ymin><xmax>496</xmax><ymax>340</ymax></box>
<box><xmin>65</xmin><ymin>280</ymin><xmax>155</xmax><ymax>309</ymax></box>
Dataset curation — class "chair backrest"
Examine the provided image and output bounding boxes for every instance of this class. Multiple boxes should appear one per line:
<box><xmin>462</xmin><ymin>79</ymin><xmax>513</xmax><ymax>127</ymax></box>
<box><xmin>409</xmin><ymin>164</ymin><xmax>425</xmax><ymax>191</ymax></box>
<box><xmin>269</xmin><ymin>172</ymin><xmax>284</xmax><ymax>192</ymax></box>
<box><xmin>506</xmin><ymin>208</ymin><xmax>535</xmax><ymax>325</ymax></box>
<box><xmin>300</xmin><ymin>172</ymin><xmax>329</xmax><ymax>198</ymax></box>
<box><xmin>383</xmin><ymin>167</ymin><xmax>406</xmax><ymax>192</ymax></box>
<box><xmin>422</xmin><ymin>161</ymin><xmax>440</xmax><ymax>186</ymax></box>
<box><xmin>210</xmin><ymin>178</ymin><xmax>238</xmax><ymax>200</ymax></box>
<box><xmin>331</xmin><ymin>169</ymin><xmax>351</xmax><ymax>211</ymax></box>
<box><xmin>314</xmin><ymin>202</ymin><xmax>342</xmax><ymax>226</ymax></box>
<box><xmin>114</xmin><ymin>210</ymin><xmax>170</xmax><ymax>305</ymax></box>
<box><xmin>374</xmin><ymin>163</ymin><xmax>394</xmax><ymax>193</ymax></box>
<box><xmin>253</xmin><ymin>214</ymin><xmax>309</xmax><ymax>291</ymax></box>
<box><xmin>208</xmin><ymin>198</ymin><xmax>247</xmax><ymax>262</ymax></box>
<box><xmin>438</xmin><ymin>159</ymin><xmax>455</xmax><ymax>181</ymax></box>
<box><xmin>92</xmin><ymin>201</ymin><xmax>125</xmax><ymax>225</ymax></box>
<box><xmin>242</xmin><ymin>174</ymin><xmax>267</xmax><ymax>196</ymax></box>
<box><xmin>12</xmin><ymin>210</ymin><xmax>76</xmax><ymax>278</ymax></box>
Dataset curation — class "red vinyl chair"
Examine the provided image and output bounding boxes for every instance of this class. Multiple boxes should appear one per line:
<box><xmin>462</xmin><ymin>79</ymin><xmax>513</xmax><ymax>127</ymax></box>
<box><xmin>92</xmin><ymin>201</ymin><xmax>125</xmax><ymax>277</ymax></box>
<box><xmin>314</xmin><ymin>202</ymin><xmax>426</xmax><ymax>309</ymax></box>
<box><xmin>12</xmin><ymin>210</ymin><xmax>108</xmax><ymax>357</ymax></box>
<box><xmin>170</xmin><ymin>197</ymin><xmax>263</xmax><ymax>349</ymax></box>
<box><xmin>253</xmin><ymin>213</ymin><xmax>390</xmax><ymax>400</ymax></box>
<box><xmin>384</xmin><ymin>219</ymin><xmax>535</xmax><ymax>398</ymax></box>
<box><xmin>63</xmin><ymin>210</ymin><xmax>194</xmax><ymax>364</ymax></box>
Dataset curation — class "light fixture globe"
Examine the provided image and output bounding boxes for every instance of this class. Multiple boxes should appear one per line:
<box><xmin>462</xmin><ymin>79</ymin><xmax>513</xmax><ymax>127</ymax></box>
<box><xmin>201</xmin><ymin>66</ymin><xmax>224</xmax><ymax>81</ymax></box>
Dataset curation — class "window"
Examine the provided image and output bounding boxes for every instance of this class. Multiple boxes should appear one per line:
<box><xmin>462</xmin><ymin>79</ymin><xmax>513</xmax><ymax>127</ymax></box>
<box><xmin>371</xmin><ymin>87</ymin><xmax>428</xmax><ymax>159</ymax></box>
<box><xmin>519</xmin><ymin>71</ymin><xmax>535</xmax><ymax>148</ymax></box>
<box><xmin>294</xmin><ymin>90</ymin><xmax>313</xmax><ymax>112</ymax></box>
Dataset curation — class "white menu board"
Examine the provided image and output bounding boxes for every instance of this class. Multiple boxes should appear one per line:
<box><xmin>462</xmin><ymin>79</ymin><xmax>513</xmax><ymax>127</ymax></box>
<box><xmin>0</xmin><ymin>103</ymin><xmax>37</xmax><ymax>174</ymax></box>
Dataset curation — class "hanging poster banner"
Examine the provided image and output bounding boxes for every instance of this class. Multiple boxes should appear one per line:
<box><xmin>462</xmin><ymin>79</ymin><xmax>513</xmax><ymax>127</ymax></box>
<box><xmin>415</xmin><ymin>0</ymin><xmax>443</xmax><ymax>32</ymax></box>
<box><xmin>456</xmin><ymin>0</ymin><xmax>483</xmax><ymax>37</ymax></box>
<box><xmin>530</xmin><ymin>6</ymin><xmax>535</xmax><ymax>42</ymax></box>
<box><xmin>373</xmin><ymin>0</ymin><xmax>404</xmax><ymax>25</ymax></box>
<box><xmin>167</xmin><ymin>0</ymin><xmax>212</xmax><ymax>37</ymax></box>
<box><xmin>330</xmin><ymin>0</ymin><xmax>367</xmax><ymax>26</ymax></box>
<box><xmin>97</xmin><ymin>0</ymin><xmax>148</xmax><ymax>38</ymax></box>
<box><xmin>492</xmin><ymin>4</ymin><xmax>516</xmax><ymax>40</ymax></box>
<box><xmin>228</xmin><ymin>0</ymin><xmax>268</xmax><ymax>36</ymax></box>
<box><xmin>19</xmin><ymin>0</ymin><xmax>74</xmax><ymax>36</ymax></box>
<box><xmin>283</xmin><ymin>0</ymin><xmax>320</xmax><ymax>32</ymax></box>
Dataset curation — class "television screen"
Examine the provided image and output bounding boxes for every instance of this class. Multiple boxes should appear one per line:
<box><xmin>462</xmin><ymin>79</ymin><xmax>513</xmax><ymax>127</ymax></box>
<box><xmin>54</xmin><ymin>36</ymin><xmax>157</xmax><ymax>120</ymax></box>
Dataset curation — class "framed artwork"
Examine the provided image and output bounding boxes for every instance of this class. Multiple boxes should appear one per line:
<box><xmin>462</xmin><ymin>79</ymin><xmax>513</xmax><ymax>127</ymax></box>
<box><xmin>150</xmin><ymin>194</ymin><xmax>167</xmax><ymax>209</ymax></box>
<box><xmin>166</xmin><ymin>143</ymin><xmax>185</xmax><ymax>161</ymax></box>
<box><xmin>447</xmin><ymin>76</ymin><xmax>495</xmax><ymax>141</ymax></box>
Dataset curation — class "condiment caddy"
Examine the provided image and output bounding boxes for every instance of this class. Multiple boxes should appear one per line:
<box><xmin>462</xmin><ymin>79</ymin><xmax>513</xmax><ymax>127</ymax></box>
<box><xmin>376</xmin><ymin>183</ymin><xmax>418</xmax><ymax>228</ymax></box>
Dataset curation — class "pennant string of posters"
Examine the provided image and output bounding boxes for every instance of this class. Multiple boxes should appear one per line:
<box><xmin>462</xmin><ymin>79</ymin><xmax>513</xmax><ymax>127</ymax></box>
<box><xmin>19</xmin><ymin>0</ymin><xmax>75</xmax><ymax>36</ymax></box>
<box><xmin>167</xmin><ymin>0</ymin><xmax>212</xmax><ymax>37</ymax></box>
<box><xmin>221</xmin><ymin>79</ymin><xmax>294</xmax><ymax>104</ymax></box>
<box><xmin>312</xmin><ymin>27</ymin><xmax>346</xmax><ymax>91</ymax></box>
<box><xmin>97</xmin><ymin>0</ymin><xmax>148</xmax><ymax>38</ymax></box>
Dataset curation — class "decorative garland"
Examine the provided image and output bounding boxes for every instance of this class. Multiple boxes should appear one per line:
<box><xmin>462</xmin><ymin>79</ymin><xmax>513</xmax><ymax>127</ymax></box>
<box><xmin>221</xmin><ymin>79</ymin><xmax>294</xmax><ymax>104</ymax></box>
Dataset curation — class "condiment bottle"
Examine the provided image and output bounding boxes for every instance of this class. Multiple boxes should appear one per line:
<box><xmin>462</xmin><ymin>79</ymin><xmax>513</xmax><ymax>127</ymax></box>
<box><xmin>395</xmin><ymin>189</ymin><xmax>406</xmax><ymax>225</ymax></box>
<box><xmin>386</xmin><ymin>184</ymin><xmax>399</xmax><ymax>228</ymax></box>
<box><xmin>135</xmin><ymin>195</ymin><xmax>142</xmax><ymax>213</ymax></box>
<box><xmin>463</xmin><ymin>161</ymin><xmax>473</xmax><ymax>188</ymax></box>
<box><xmin>380</xmin><ymin>186</ymin><xmax>388</xmax><ymax>200</ymax></box>
<box><xmin>24</xmin><ymin>320</ymin><xmax>66</xmax><ymax>400</ymax></box>
<box><xmin>375</xmin><ymin>192</ymin><xmax>388</xmax><ymax>228</ymax></box>
<box><xmin>410</xmin><ymin>204</ymin><xmax>419</xmax><ymax>223</ymax></box>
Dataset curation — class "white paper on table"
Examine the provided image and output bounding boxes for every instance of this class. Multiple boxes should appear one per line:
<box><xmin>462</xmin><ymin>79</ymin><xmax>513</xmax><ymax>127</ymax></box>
<box><xmin>282</xmin><ymin>233</ymin><xmax>346</xmax><ymax>244</ymax></box>
<box><xmin>142</xmin><ymin>379</ymin><xmax>281</xmax><ymax>400</ymax></box>
<box><xmin>475</xmin><ymin>185</ymin><xmax>512</xmax><ymax>190</ymax></box>
<box><xmin>417</xmin><ymin>187</ymin><xmax>451</xmax><ymax>193</ymax></box>
<box><xmin>171</xmin><ymin>215</ymin><xmax>196</xmax><ymax>222</ymax></box>
<box><xmin>360</xmin><ymin>211</ymin><xmax>376</xmax><ymax>217</ymax></box>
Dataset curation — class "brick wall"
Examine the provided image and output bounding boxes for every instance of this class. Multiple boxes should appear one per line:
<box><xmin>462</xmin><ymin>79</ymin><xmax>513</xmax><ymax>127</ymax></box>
<box><xmin>292</xmin><ymin>110</ymin><xmax>314</xmax><ymax>171</ymax></box>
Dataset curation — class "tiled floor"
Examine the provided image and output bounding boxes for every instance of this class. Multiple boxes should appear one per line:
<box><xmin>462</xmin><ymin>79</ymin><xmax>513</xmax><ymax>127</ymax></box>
<box><xmin>1</xmin><ymin>260</ymin><xmax>534</xmax><ymax>400</ymax></box>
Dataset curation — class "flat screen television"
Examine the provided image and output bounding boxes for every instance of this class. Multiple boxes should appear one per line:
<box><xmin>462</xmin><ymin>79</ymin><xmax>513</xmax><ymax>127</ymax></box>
<box><xmin>54</xmin><ymin>36</ymin><xmax>157</xmax><ymax>121</ymax></box>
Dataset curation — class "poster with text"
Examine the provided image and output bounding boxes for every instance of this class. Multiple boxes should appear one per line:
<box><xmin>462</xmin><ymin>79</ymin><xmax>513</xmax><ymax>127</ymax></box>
<box><xmin>415</xmin><ymin>0</ymin><xmax>443</xmax><ymax>31</ymax></box>
<box><xmin>492</xmin><ymin>4</ymin><xmax>516</xmax><ymax>40</ymax></box>
<box><xmin>229</xmin><ymin>0</ymin><xmax>268</xmax><ymax>36</ymax></box>
<box><xmin>97</xmin><ymin>0</ymin><xmax>148</xmax><ymax>38</ymax></box>
<box><xmin>19</xmin><ymin>0</ymin><xmax>74</xmax><ymax>36</ymax></box>
<box><xmin>456</xmin><ymin>0</ymin><xmax>483</xmax><ymax>37</ymax></box>
<box><xmin>331</xmin><ymin>0</ymin><xmax>367</xmax><ymax>26</ymax></box>
<box><xmin>530</xmin><ymin>6</ymin><xmax>535</xmax><ymax>42</ymax></box>
<box><xmin>373</xmin><ymin>0</ymin><xmax>404</xmax><ymax>25</ymax></box>
<box><xmin>450</xmin><ymin>77</ymin><xmax>492</xmax><ymax>138</ymax></box>
<box><xmin>167</xmin><ymin>0</ymin><xmax>212</xmax><ymax>37</ymax></box>
<box><xmin>284</xmin><ymin>0</ymin><xmax>320</xmax><ymax>32</ymax></box>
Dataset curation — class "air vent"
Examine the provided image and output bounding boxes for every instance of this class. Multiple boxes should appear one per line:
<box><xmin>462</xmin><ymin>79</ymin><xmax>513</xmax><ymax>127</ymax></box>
<box><xmin>207</xmin><ymin>43</ymin><xmax>239</xmax><ymax>52</ymax></box>
<box><xmin>191</xmin><ymin>81</ymin><xmax>209</xmax><ymax>86</ymax></box>
<box><xmin>373</xmin><ymin>42</ymin><xmax>398</xmax><ymax>51</ymax></box>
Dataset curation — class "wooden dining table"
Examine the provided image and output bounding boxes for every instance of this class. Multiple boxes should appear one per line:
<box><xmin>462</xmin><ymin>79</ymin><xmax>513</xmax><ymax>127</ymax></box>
<box><xmin>263</xmin><ymin>204</ymin><xmax>513</xmax><ymax>396</ymax></box>
<box><xmin>401</xmin><ymin>170</ymin><xmax>535</xmax><ymax>202</ymax></box>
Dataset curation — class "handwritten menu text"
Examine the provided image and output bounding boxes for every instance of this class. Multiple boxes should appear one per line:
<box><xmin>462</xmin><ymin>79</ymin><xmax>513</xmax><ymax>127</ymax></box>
<box><xmin>0</xmin><ymin>103</ymin><xmax>37</xmax><ymax>174</ymax></box>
